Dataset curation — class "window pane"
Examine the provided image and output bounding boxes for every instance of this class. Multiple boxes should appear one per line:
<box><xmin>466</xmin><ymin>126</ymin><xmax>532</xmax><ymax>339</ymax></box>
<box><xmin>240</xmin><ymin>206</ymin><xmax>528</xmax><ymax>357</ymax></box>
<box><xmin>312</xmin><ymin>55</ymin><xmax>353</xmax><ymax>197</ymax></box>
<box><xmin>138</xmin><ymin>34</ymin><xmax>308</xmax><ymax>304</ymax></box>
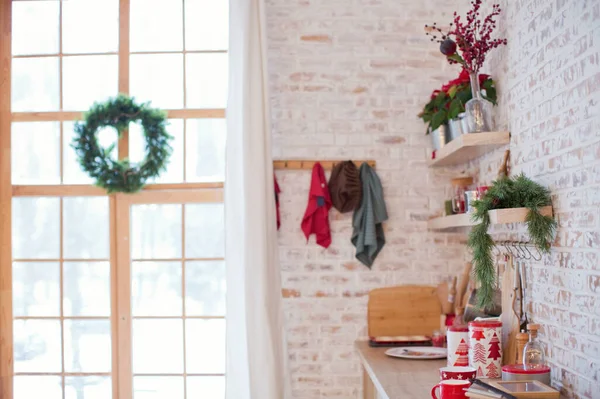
<box><xmin>64</xmin><ymin>262</ymin><xmax>111</xmax><ymax>317</ymax></box>
<box><xmin>132</xmin><ymin>262</ymin><xmax>182</xmax><ymax>317</ymax></box>
<box><xmin>185</xmin><ymin>119</ymin><xmax>226</xmax><ymax>182</ymax></box>
<box><xmin>64</xmin><ymin>122</ymin><xmax>117</xmax><ymax>184</ymax></box>
<box><xmin>131</xmin><ymin>204</ymin><xmax>182</xmax><ymax>259</ymax></box>
<box><xmin>129</xmin><ymin>119</ymin><xmax>184</xmax><ymax>184</ymax></box>
<box><xmin>187</xmin><ymin>377</ymin><xmax>225</xmax><ymax>399</ymax></box>
<box><xmin>134</xmin><ymin>377</ymin><xmax>183</xmax><ymax>399</ymax></box>
<box><xmin>65</xmin><ymin>377</ymin><xmax>112</xmax><ymax>399</ymax></box>
<box><xmin>62</xmin><ymin>0</ymin><xmax>119</xmax><ymax>54</ymax></box>
<box><xmin>184</xmin><ymin>204</ymin><xmax>224</xmax><ymax>258</ymax></box>
<box><xmin>186</xmin><ymin>53</ymin><xmax>228</xmax><ymax>109</ymax></box>
<box><xmin>185</xmin><ymin>261</ymin><xmax>225</xmax><ymax>316</ymax></box>
<box><xmin>13</xmin><ymin>197</ymin><xmax>60</xmax><ymax>259</ymax></box>
<box><xmin>12</xmin><ymin>57</ymin><xmax>60</xmax><ymax>112</ymax></box>
<box><xmin>130</xmin><ymin>54</ymin><xmax>183</xmax><ymax>109</ymax></box>
<box><xmin>64</xmin><ymin>320</ymin><xmax>112</xmax><ymax>373</ymax></box>
<box><xmin>14</xmin><ymin>376</ymin><xmax>62</xmax><ymax>399</ymax></box>
<box><xmin>63</xmin><ymin>55</ymin><xmax>118</xmax><ymax>111</ymax></box>
<box><xmin>12</xmin><ymin>122</ymin><xmax>60</xmax><ymax>185</ymax></box>
<box><xmin>63</xmin><ymin>197</ymin><xmax>109</xmax><ymax>259</ymax></box>
<box><xmin>12</xmin><ymin>1</ymin><xmax>60</xmax><ymax>56</ymax></box>
<box><xmin>130</xmin><ymin>0</ymin><xmax>183</xmax><ymax>52</ymax></box>
<box><xmin>186</xmin><ymin>319</ymin><xmax>225</xmax><ymax>374</ymax></box>
<box><xmin>13</xmin><ymin>262</ymin><xmax>60</xmax><ymax>317</ymax></box>
<box><xmin>185</xmin><ymin>0</ymin><xmax>228</xmax><ymax>51</ymax></box>
<box><xmin>133</xmin><ymin>320</ymin><xmax>183</xmax><ymax>374</ymax></box>
<box><xmin>14</xmin><ymin>319</ymin><xmax>62</xmax><ymax>373</ymax></box>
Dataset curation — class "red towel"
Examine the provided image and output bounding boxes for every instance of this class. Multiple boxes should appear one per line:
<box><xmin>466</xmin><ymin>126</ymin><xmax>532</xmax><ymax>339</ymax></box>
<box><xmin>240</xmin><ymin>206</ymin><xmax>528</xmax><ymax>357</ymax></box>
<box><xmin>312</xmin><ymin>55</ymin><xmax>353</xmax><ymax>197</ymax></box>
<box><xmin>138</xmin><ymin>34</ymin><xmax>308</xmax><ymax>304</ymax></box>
<box><xmin>274</xmin><ymin>174</ymin><xmax>281</xmax><ymax>230</ymax></box>
<box><xmin>301</xmin><ymin>163</ymin><xmax>332</xmax><ymax>248</ymax></box>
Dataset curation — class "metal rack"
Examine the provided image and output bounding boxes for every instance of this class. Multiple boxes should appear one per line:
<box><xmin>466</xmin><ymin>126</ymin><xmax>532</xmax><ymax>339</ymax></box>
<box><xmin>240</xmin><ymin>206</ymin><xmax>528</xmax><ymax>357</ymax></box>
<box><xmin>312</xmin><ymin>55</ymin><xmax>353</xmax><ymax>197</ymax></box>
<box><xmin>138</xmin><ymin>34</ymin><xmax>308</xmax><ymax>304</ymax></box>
<box><xmin>492</xmin><ymin>240</ymin><xmax>543</xmax><ymax>261</ymax></box>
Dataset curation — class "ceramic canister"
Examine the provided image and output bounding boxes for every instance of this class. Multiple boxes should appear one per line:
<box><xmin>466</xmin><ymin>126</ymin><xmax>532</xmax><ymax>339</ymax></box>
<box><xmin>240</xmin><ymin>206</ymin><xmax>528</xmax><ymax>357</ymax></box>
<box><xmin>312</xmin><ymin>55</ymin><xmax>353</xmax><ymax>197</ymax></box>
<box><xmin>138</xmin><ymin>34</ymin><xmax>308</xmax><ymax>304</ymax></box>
<box><xmin>468</xmin><ymin>320</ymin><xmax>503</xmax><ymax>378</ymax></box>
<box><xmin>447</xmin><ymin>326</ymin><xmax>469</xmax><ymax>367</ymax></box>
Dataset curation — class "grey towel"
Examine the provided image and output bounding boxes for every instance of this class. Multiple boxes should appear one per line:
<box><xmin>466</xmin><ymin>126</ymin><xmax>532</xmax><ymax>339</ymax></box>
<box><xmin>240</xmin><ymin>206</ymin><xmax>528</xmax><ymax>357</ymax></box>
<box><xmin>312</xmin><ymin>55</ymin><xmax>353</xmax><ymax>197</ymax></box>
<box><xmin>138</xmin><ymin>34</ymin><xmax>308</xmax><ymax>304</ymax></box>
<box><xmin>351</xmin><ymin>164</ymin><xmax>388</xmax><ymax>268</ymax></box>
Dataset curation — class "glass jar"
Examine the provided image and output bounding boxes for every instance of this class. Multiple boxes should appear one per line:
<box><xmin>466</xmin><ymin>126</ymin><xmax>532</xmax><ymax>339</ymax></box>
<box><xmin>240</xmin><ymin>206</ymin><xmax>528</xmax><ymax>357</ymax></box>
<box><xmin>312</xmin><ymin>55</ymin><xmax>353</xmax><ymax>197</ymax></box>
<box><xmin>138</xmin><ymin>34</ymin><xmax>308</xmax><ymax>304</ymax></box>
<box><xmin>451</xmin><ymin>177</ymin><xmax>473</xmax><ymax>214</ymax></box>
<box><xmin>465</xmin><ymin>72</ymin><xmax>494</xmax><ymax>133</ymax></box>
<box><xmin>523</xmin><ymin>324</ymin><xmax>546</xmax><ymax>369</ymax></box>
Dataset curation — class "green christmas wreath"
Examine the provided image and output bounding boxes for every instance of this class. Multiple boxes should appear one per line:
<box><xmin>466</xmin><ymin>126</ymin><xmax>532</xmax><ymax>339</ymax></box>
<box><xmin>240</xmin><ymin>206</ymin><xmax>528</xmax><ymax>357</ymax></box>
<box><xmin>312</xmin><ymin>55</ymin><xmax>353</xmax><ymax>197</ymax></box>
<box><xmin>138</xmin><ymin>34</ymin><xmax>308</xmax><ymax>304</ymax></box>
<box><xmin>72</xmin><ymin>95</ymin><xmax>173</xmax><ymax>193</ymax></box>
<box><xmin>468</xmin><ymin>174</ymin><xmax>557</xmax><ymax>308</ymax></box>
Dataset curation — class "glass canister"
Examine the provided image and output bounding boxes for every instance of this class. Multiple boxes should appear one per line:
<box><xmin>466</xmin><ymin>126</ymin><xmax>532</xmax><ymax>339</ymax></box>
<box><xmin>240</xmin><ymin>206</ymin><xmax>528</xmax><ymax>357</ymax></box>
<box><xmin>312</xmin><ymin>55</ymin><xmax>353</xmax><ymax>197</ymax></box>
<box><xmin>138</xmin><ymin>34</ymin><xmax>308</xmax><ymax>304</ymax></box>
<box><xmin>451</xmin><ymin>176</ymin><xmax>473</xmax><ymax>214</ymax></box>
<box><xmin>523</xmin><ymin>323</ymin><xmax>546</xmax><ymax>369</ymax></box>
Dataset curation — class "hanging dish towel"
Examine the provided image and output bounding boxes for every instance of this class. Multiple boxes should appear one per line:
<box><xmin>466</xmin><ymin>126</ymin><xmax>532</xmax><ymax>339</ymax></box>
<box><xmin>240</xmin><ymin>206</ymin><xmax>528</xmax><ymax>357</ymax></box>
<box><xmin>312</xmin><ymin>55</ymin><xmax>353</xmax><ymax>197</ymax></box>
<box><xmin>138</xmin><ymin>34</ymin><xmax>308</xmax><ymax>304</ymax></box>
<box><xmin>274</xmin><ymin>173</ymin><xmax>281</xmax><ymax>230</ymax></box>
<box><xmin>328</xmin><ymin>160</ymin><xmax>362</xmax><ymax>213</ymax></box>
<box><xmin>351</xmin><ymin>163</ymin><xmax>388</xmax><ymax>268</ymax></box>
<box><xmin>301</xmin><ymin>162</ymin><xmax>332</xmax><ymax>248</ymax></box>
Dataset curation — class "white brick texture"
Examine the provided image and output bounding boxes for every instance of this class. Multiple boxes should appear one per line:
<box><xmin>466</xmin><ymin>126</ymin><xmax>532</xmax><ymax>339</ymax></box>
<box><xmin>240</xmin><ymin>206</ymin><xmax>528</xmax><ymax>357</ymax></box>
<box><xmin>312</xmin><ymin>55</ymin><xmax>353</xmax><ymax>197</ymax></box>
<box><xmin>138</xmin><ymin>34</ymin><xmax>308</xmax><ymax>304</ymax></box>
<box><xmin>266</xmin><ymin>0</ymin><xmax>599</xmax><ymax>398</ymax></box>
<box><xmin>469</xmin><ymin>1</ymin><xmax>600</xmax><ymax>398</ymax></box>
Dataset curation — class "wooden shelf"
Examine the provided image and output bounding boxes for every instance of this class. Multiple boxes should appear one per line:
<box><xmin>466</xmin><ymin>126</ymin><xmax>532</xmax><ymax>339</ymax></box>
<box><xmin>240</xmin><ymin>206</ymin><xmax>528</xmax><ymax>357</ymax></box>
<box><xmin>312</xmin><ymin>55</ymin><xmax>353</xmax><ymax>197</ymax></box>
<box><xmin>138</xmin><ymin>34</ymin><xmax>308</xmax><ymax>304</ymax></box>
<box><xmin>428</xmin><ymin>206</ymin><xmax>553</xmax><ymax>230</ymax></box>
<box><xmin>429</xmin><ymin>131</ymin><xmax>510</xmax><ymax>167</ymax></box>
<box><xmin>273</xmin><ymin>160</ymin><xmax>375</xmax><ymax>170</ymax></box>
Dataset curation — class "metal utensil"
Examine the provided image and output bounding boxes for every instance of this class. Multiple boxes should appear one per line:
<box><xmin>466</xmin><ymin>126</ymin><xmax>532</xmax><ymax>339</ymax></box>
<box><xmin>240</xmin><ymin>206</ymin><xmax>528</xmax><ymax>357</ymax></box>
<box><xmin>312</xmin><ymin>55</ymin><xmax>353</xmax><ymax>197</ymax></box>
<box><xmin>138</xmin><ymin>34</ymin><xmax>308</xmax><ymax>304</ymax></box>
<box><xmin>511</xmin><ymin>256</ymin><xmax>522</xmax><ymax>321</ymax></box>
<box><xmin>519</xmin><ymin>260</ymin><xmax>529</xmax><ymax>331</ymax></box>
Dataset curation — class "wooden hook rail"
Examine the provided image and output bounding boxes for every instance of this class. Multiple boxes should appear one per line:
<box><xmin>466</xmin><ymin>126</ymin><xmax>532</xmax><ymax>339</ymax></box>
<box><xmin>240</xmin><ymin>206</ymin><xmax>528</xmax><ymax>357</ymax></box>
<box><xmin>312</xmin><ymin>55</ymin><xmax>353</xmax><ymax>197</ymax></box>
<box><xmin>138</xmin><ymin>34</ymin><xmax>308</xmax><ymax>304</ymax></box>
<box><xmin>273</xmin><ymin>160</ymin><xmax>376</xmax><ymax>170</ymax></box>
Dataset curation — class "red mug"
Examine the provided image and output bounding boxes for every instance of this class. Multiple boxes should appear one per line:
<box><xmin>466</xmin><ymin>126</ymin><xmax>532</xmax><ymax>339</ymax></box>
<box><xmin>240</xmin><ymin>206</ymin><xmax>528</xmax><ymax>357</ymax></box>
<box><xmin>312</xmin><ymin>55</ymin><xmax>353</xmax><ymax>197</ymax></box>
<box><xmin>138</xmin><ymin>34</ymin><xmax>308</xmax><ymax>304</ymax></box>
<box><xmin>439</xmin><ymin>366</ymin><xmax>477</xmax><ymax>381</ymax></box>
<box><xmin>431</xmin><ymin>379</ymin><xmax>471</xmax><ymax>399</ymax></box>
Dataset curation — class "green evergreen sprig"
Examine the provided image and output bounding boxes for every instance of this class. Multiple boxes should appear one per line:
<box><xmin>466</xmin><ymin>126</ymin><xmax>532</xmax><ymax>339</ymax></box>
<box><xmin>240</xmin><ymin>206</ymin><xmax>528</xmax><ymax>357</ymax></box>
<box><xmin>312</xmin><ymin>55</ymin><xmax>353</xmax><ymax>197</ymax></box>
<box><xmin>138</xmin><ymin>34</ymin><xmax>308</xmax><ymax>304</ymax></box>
<box><xmin>468</xmin><ymin>174</ymin><xmax>557</xmax><ymax>307</ymax></box>
<box><xmin>72</xmin><ymin>94</ymin><xmax>173</xmax><ymax>194</ymax></box>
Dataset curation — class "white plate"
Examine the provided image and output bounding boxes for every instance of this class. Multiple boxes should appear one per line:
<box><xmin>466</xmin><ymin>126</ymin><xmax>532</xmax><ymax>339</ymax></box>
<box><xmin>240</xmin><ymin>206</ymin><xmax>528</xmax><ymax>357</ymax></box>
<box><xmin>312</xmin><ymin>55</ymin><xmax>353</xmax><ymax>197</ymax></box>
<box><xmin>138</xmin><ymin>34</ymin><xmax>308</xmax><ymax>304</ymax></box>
<box><xmin>385</xmin><ymin>346</ymin><xmax>447</xmax><ymax>360</ymax></box>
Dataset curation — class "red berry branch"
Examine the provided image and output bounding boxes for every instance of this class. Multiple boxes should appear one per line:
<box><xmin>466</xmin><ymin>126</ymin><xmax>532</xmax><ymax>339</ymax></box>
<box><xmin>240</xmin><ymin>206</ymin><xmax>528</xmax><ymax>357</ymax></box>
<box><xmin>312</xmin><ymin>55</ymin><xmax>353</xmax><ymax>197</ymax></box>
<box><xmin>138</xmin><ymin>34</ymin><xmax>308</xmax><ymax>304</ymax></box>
<box><xmin>425</xmin><ymin>0</ymin><xmax>507</xmax><ymax>73</ymax></box>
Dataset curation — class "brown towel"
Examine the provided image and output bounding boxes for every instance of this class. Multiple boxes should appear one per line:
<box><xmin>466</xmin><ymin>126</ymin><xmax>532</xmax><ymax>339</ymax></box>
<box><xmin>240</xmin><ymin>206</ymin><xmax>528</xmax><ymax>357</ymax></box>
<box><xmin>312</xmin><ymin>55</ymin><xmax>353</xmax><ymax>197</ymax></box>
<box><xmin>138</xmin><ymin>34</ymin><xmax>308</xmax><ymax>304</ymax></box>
<box><xmin>328</xmin><ymin>161</ymin><xmax>362</xmax><ymax>213</ymax></box>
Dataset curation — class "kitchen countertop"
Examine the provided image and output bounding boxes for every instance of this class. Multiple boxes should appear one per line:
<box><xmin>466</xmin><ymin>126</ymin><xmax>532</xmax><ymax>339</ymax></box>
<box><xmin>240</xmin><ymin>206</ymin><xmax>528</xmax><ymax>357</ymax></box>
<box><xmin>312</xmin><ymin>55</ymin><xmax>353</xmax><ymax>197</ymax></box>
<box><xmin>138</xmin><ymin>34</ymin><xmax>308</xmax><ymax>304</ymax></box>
<box><xmin>355</xmin><ymin>340</ymin><xmax>446</xmax><ymax>399</ymax></box>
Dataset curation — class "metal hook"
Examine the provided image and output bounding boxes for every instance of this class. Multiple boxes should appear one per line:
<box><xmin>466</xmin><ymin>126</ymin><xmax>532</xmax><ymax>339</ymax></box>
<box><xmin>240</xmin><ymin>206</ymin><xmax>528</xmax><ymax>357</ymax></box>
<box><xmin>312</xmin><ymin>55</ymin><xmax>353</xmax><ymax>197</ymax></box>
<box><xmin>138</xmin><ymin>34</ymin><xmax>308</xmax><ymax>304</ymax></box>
<box><xmin>531</xmin><ymin>245</ymin><xmax>542</xmax><ymax>261</ymax></box>
<box><xmin>520</xmin><ymin>242</ymin><xmax>532</xmax><ymax>260</ymax></box>
<box><xmin>512</xmin><ymin>241</ymin><xmax>523</xmax><ymax>259</ymax></box>
<box><xmin>512</xmin><ymin>241</ymin><xmax>524</xmax><ymax>259</ymax></box>
<box><xmin>503</xmin><ymin>241</ymin><xmax>514</xmax><ymax>257</ymax></box>
<box><xmin>492</xmin><ymin>243</ymin><xmax>501</xmax><ymax>258</ymax></box>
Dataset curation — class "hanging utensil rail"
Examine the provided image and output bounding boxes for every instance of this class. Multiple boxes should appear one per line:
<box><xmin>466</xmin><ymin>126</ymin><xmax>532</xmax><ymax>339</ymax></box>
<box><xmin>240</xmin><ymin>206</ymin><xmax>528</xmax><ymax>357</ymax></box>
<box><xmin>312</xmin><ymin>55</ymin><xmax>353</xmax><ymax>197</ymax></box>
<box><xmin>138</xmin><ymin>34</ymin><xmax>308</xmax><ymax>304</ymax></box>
<box><xmin>491</xmin><ymin>240</ymin><xmax>543</xmax><ymax>261</ymax></box>
<box><xmin>273</xmin><ymin>160</ymin><xmax>376</xmax><ymax>170</ymax></box>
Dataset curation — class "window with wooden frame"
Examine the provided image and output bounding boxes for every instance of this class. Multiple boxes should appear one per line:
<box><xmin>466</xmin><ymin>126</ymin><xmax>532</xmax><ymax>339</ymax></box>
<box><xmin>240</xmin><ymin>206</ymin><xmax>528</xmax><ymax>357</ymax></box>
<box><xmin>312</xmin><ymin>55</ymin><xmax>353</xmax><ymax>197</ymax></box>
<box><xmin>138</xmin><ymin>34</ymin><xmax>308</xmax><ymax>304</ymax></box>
<box><xmin>0</xmin><ymin>1</ymin><xmax>228</xmax><ymax>398</ymax></box>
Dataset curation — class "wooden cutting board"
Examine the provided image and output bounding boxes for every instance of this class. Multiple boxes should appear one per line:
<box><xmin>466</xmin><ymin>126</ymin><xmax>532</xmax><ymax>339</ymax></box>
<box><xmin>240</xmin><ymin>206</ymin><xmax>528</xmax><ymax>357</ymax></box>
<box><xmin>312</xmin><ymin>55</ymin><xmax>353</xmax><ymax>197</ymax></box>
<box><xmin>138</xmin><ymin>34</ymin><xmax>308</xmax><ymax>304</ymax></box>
<box><xmin>367</xmin><ymin>285</ymin><xmax>442</xmax><ymax>338</ymax></box>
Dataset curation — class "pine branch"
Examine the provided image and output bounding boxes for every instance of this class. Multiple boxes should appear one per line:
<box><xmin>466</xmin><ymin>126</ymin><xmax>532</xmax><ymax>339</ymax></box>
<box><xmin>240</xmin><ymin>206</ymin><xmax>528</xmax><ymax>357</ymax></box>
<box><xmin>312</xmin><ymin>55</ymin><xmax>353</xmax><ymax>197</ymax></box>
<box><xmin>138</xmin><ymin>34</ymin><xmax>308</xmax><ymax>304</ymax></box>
<box><xmin>467</xmin><ymin>174</ymin><xmax>556</xmax><ymax>308</ymax></box>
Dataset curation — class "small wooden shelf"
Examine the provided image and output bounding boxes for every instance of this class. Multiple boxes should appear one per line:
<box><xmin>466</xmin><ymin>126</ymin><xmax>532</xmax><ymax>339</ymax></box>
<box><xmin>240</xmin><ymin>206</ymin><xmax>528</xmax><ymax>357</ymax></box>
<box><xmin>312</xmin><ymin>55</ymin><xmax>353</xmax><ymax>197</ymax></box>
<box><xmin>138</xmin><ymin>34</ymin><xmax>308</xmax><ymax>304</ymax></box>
<box><xmin>273</xmin><ymin>160</ymin><xmax>375</xmax><ymax>170</ymax></box>
<box><xmin>429</xmin><ymin>131</ymin><xmax>510</xmax><ymax>167</ymax></box>
<box><xmin>428</xmin><ymin>206</ymin><xmax>553</xmax><ymax>230</ymax></box>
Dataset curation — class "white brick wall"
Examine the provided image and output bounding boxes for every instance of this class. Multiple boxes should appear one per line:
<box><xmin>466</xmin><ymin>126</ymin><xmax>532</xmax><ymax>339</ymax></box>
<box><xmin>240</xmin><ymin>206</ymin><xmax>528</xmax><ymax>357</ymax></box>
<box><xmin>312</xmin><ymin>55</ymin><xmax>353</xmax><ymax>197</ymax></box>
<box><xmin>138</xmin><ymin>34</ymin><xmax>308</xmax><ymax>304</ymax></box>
<box><xmin>469</xmin><ymin>1</ymin><xmax>600</xmax><ymax>398</ymax></box>
<box><xmin>266</xmin><ymin>0</ymin><xmax>599</xmax><ymax>398</ymax></box>
<box><xmin>266</xmin><ymin>1</ymin><xmax>468</xmax><ymax>397</ymax></box>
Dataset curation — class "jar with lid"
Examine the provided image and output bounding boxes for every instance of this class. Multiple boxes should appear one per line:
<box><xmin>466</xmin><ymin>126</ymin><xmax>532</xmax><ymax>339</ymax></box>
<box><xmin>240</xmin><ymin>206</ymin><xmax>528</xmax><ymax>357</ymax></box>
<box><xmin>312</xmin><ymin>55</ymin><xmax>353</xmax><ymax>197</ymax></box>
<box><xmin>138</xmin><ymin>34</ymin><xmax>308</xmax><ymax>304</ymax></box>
<box><xmin>451</xmin><ymin>176</ymin><xmax>473</xmax><ymax>214</ymax></box>
<box><xmin>523</xmin><ymin>323</ymin><xmax>546</xmax><ymax>369</ymax></box>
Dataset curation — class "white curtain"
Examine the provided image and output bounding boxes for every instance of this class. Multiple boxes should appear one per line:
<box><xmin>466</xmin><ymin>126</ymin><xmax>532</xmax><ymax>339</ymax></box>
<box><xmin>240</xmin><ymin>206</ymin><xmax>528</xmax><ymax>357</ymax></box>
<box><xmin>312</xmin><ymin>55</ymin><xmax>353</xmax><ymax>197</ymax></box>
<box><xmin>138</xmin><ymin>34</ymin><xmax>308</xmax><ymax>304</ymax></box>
<box><xmin>225</xmin><ymin>0</ymin><xmax>290</xmax><ymax>398</ymax></box>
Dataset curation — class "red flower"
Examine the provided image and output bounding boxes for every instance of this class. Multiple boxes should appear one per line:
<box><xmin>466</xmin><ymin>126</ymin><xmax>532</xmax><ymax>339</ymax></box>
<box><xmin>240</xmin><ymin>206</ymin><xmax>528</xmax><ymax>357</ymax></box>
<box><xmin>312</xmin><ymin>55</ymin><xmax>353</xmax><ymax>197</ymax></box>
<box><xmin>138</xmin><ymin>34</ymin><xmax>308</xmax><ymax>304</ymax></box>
<box><xmin>457</xmin><ymin>69</ymin><xmax>470</xmax><ymax>84</ymax></box>
<box><xmin>431</xmin><ymin>89</ymin><xmax>441</xmax><ymax>99</ymax></box>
